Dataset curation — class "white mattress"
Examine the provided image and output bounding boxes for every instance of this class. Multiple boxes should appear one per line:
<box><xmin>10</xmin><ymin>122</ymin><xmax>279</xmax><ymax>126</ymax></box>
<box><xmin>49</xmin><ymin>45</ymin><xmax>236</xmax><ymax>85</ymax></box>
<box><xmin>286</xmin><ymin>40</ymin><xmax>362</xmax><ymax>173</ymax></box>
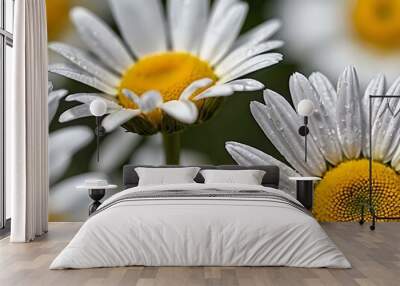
<box><xmin>50</xmin><ymin>183</ymin><xmax>351</xmax><ymax>269</ymax></box>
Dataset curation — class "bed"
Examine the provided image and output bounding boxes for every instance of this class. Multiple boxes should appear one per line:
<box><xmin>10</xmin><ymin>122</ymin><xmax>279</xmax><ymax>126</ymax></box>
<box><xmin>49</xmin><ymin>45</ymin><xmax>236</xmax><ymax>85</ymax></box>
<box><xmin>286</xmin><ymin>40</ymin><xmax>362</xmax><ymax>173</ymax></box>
<box><xmin>50</xmin><ymin>165</ymin><xmax>351</xmax><ymax>269</ymax></box>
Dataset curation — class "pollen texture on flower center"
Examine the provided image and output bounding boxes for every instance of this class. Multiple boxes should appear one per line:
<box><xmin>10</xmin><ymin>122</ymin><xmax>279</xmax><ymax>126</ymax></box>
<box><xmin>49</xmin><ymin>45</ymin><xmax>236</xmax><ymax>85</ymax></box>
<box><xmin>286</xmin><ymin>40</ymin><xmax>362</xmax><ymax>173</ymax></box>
<box><xmin>352</xmin><ymin>0</ymin><xmax>400</xmax><ymax>51</ymax></box>
<box><xmin>313</xmin><ymin>159</ymin><xmax>400</xmax><ymax>222</ymax></box>
<box><xmin>118</xmin><ymin>52</ymin><xmax>218</xmax><ymax>109</ymax></box>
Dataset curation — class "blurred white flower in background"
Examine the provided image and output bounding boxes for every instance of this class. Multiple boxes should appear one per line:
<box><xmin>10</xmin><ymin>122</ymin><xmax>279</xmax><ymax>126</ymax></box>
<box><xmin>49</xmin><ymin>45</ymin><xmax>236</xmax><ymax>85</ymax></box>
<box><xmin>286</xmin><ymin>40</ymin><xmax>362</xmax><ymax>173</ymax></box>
<box><xmin>276</xmin><ymin>0</ymin><xmax>400</xmax><ymax>86</ymax></box>
<box><xmin>89</xmin><ymin>129</ymin><xmax>141</xmax><ymax>175</ymax></box>
<box><xmin>49</xmin><ymin>172</ymin><xmax>109</xmax><ymax>221</ymax></box>
<box><xmin>49</xmin><ymin>126</ymin><xmax>93</xmax><ymax>184</ymax></box>
<box><xmin>48</xmin><ymin>83</ymin><xmax>94</xmax><ymax>184</ymax></box>
<box><xmin>49</xmin><ymin>83</ymin><xmax>106</xmax><ymax>221</ymax></box>
<box><xmin>128</xmin><ymin>134</ymin><xmax>210</xmax><ymax>166</ymax></box>
<box><xmin>90</xmin><ymin>130</ymin><xmax>209</xmax><ymax>177</ymax></box>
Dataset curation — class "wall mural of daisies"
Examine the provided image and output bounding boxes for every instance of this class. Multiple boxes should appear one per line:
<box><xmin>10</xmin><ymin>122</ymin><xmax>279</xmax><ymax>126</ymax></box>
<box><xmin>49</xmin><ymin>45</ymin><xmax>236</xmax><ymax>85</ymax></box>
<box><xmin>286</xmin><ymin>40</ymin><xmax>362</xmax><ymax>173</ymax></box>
<box><xmin>226</xmin><ymin>66</ymin><xmax>400</xmax><ymax>222</ymax></box>
<box><xmin>47</xmin><ymin>0</ymin><xmax>400</xmax><ymax>222</ymax></box>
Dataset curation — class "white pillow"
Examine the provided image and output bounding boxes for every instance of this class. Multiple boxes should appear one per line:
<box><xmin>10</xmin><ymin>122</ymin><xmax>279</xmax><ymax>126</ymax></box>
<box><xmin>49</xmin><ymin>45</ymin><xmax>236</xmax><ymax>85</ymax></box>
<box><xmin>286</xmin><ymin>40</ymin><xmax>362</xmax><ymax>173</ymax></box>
<box><xmin>200</xmin><ymin>169</ymin><xmax>266</xmax><ymax>185</ymax></box>
<box><xmin>135</xmin><ymin>167</ymin><xmax>200</xmax><ymax>186</ymax></box>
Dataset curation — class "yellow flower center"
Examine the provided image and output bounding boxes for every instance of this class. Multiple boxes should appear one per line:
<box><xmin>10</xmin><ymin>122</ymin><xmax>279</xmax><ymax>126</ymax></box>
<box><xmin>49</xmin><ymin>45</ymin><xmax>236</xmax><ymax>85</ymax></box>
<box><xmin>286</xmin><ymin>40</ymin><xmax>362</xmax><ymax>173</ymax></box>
<box><xmin>313</xmin><ymin>159</ymin><xmax>400</xmax><ymax>222</ymax></box>
<box><xmin>352</xmin><ymin>0</ymin><xmax>400</xmax><ymax>51</ymax></box>
<box><xmin>46</xmin><ymin>0</ymin><xmax>71</xmax><ymax>41</ymax></box>
<box><xmin>118</xmin><ymin>52</ymin><xmax>218</xmax><ymax>109</ymax></box>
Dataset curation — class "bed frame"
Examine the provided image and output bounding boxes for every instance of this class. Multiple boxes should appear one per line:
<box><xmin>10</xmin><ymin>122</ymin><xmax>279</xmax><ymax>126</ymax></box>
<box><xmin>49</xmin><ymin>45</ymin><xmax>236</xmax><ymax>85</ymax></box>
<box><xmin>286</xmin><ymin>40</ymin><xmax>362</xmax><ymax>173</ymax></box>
<box><xmin>122</xmin><ymin>165</ymin><xmax>280</xmax><ymax>189</ymax></box>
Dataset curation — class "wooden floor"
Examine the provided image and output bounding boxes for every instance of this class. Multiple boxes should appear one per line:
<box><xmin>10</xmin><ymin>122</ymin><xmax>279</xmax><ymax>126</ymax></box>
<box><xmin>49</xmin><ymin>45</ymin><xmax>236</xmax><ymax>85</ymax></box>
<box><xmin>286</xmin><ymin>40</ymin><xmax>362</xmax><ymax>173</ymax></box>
<box><xmin>0</xmin><ymin>222</ymin><xmax>399</xmax><ymax>286</ymax></box>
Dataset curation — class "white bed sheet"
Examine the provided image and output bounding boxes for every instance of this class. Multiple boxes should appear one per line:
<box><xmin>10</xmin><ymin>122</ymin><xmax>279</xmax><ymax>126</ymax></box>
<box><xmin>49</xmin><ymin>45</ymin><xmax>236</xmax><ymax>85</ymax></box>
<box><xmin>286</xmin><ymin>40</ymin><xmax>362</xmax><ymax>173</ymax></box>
<box><xmin>50</xmin><ymin>183</ymin><xmax>351</xmax><ymax>269</ymax></box>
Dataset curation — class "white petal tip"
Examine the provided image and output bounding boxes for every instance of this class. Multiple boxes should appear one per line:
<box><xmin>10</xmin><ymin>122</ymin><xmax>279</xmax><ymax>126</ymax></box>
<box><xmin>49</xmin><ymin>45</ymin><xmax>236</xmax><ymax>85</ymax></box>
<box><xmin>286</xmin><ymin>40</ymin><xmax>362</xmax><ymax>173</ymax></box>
<box><xmin>102</xmin><ymin>110</ymin><xmax>140</xmax><ymax>133</ymax></box>
<box><xmin>58</xmin><ymin>114</ymin><xmax>69</xmax><ymax>123</ymax></box>
<box><xmin>161</xmin><ymin>100</ymin><xmax>198</xmax><ymax>124</ymax></box>
<box><xmin>70</xmin><ymin>6</ymin><xmax>89</xmax><ymax>19</ymax></box>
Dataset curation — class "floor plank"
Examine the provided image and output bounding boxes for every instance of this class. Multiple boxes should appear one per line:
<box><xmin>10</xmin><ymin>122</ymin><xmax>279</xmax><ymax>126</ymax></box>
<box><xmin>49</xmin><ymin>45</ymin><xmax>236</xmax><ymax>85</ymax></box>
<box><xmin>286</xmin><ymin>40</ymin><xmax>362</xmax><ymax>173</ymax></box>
<box><xmin>0</xmin><ymin>222</ymin><xmax>399</xmax><ymax>286</ymax></box>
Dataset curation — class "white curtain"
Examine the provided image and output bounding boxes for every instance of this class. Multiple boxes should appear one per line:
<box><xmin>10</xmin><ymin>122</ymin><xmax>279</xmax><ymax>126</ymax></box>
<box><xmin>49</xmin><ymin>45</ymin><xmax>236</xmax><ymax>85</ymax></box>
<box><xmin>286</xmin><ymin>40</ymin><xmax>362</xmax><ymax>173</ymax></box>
<box><xmin>6</xmin><ymin>0</ymin><xmax>49</xmax><ymax>242</ymax></box>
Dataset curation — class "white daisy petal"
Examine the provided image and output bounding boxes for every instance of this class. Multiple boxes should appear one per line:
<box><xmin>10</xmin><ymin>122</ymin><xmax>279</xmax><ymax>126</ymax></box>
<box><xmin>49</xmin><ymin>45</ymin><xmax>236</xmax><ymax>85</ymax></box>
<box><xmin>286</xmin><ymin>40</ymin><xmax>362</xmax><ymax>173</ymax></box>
<box><xmin>225</xmin><ymin>141</ymin><xmax>298</xmax><ymax>196</ymax></box>
<box><xmin>59</xmin><ymin>104</ymin><xmax>93</xmax><ymax>123</ymax></box>
<box><xmin>50</xmin><ymin>151</ymin><xmax>72</xmax><ymax>185</ymax></box>
<box><xmin>389</xmin><ymin>79</ymin><xmax>400</xmax><ymax>116</ymax></box>
<box><xmin>49</xmin><ymin>63</ymin><xmax>118</xmax><ymax>95</ymax></box>
<box><xmin>391</xmin><ymin>146</ymin><xmax>400</xmax><ymax>172</ymax></box>
<box><xmin>261</xmin><ymin>89</ymin><xmax>327</xmax><ymax>176</ymax></box>
<box><xmin>168</xmin><ymin>0</ymin><xmax>209</xmax><ymax>54</ymax></box>
<box><xmin>71</xmin><ymin>7</ymin><xmax>133</xmax><ymax>74</ymax></box>
<box><xmin>194</xmin><ymin>84</ymin><xmax>234</xmax><ymax>100</ymax></box>
<box><xmin>218</xmin><ymin>53</ymin><xmax>283</xmax><ymax>84</ymax></box>
<box><xmin>122</xmin><ymin>89</ymin><xmax>140</xmax><ymax>105</ymax></box>
<box><xmin>200</xmin><ymin>1</ymin><xmax>248</xmax><ymax>65</ymax></box>
<box><xmin>309</xmin><ymin>72</ymin><xmax>337</xmax><ymax>119</ymax></box>
<box><xmin>250</xmin><ymin>100</ymin><xmax>309</xmax><ymax>176</ymax></box>
<box><xmin>48</xmin><ymin>89</ymin><xmax>68</xmax><ymax>124</ymax></box>
<box><xmin>49</xmin><ymin>127</ymin><xmax>93</xmax><ymax>160</ymax></box>
<box><xmin>109</xmin><ymin>0</ymin><xmax>167</xmax><ymax>58</ymax></box>
<box><xmin>289</xmin><ymin>73</ymin><xmax>343</xmax><ymax>165</ymax></box>
<box><xmin>180</xmin><ymin>78</ymin><xmax>213</xmax><ymax>100</ymax></box>
<box><xmin>122</xmin><ymin>89</ymin><xmax>163</xmax><ymax>112</ymax></box>
<box><xmin>227</xmin><ymin>79</ymin><xmax>265</xmax><ymax>91</ymax></box>
<box><xmin>49</xmin><ymin>42</ymin><xmax>121</xmax><ymax>87</ymax></box>
<box><xmin>139</xmin><ymin>91</ymin><xmax>163</xmax><ymax>113</ymax></box>
<box><xmin>336</xmin><ymin>66</ymin><xmax>362</xmax><ymax>159</ymax></box>
<box><xmin>215</xmin><ymin>40</ymin><xmax>284</xmax><ymax>77</ymax></box>
<box><xmin>375</xmin><ymin>77</ymin><xmax>400</xmax><ymax>117</ymax></box>
<box><xmin>362</xmin><ymin>74</ymin><xmax>386</xmax><ymax>157</ymax></box>
<box><xmin>374</xmin><ymin>77</ymin><xmax>400</xmax><ymax>162</ymax></box>
<box><xmin>195</xmin><ymin>78</ymin><xmax>264</xmax><ymax>100</ymax></box>
<box><xmin>66</xmin><ymin>93</ymin><xmax>120</xmax><ymax>110</ymax></box>
<box><xmin>289</xmin><ymin>73</ymin><xmax>311</xmax><ymax>108</ymax></box>
<box><xmin>264</xmin><ymin>91</ymin><xmax>327</xmax><ymax>175</ymax></box>
<box><xmin>363</xmin><ymin>74</ymin><xmax>386</xmax><ymax>124</ymax></box>
<box><xmin>102</xmin><ymin>109</ymin><xmax>141</xmax><ymax>132</ymax></box>
<box><xmin>160</xmin><ymin>100</ymin><xmax>198</xmax><ymax>124</ymax></box>
<box><xmin>49</xmin><ymin>127</ymin><xmax>93</xmax><ymax>183</ymax></box>
<box><xmin>207</xmin><ymin>0</ymin><xmax>239</xmax><ymax>27</ymax></box>
<box><xmin>372</xmin><ymin>96</ymin><xmax>394</xmax><ymax>160</ymax></box>
<box><xmin>382</xmin><ymin>111</ymin><xmax>400</xmax><ymax>163</ymax></box>
<box><xmin>233</xmin><ymin>19</ymin><xmax>281</xmax><ymax>49</ymax></box>
<box><xmin>48</xmin><ymin>81</ymin><xmax>53</xmax><ymax>93</ymax></box>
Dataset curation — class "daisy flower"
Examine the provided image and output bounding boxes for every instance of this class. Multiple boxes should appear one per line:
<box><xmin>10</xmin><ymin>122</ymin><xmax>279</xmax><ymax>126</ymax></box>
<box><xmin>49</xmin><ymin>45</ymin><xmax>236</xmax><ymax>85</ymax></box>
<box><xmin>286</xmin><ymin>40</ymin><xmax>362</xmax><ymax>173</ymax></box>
<box><xmin>226</xmin><ymin>66</ymin><xmax>400</xmax><ymax>222</ymax></box>
<box><xmin>276</xmin><ymin>0</ymin><xmax>400</xmax><ymax>85</ymax></box>
<box><xmin>48</xmin><ymin>0</ymin><xmax>283</xmax><ymax>136</ymax></box>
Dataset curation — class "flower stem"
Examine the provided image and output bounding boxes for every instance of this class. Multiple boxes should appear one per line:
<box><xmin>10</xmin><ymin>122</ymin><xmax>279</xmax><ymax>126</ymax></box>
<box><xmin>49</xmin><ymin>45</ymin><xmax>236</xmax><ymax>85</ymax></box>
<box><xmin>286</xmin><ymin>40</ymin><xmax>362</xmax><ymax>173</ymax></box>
<box><xmin>162</xmin><ymin>132</ymin><xmax>181</xmax><ymax>165</ymax></box>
